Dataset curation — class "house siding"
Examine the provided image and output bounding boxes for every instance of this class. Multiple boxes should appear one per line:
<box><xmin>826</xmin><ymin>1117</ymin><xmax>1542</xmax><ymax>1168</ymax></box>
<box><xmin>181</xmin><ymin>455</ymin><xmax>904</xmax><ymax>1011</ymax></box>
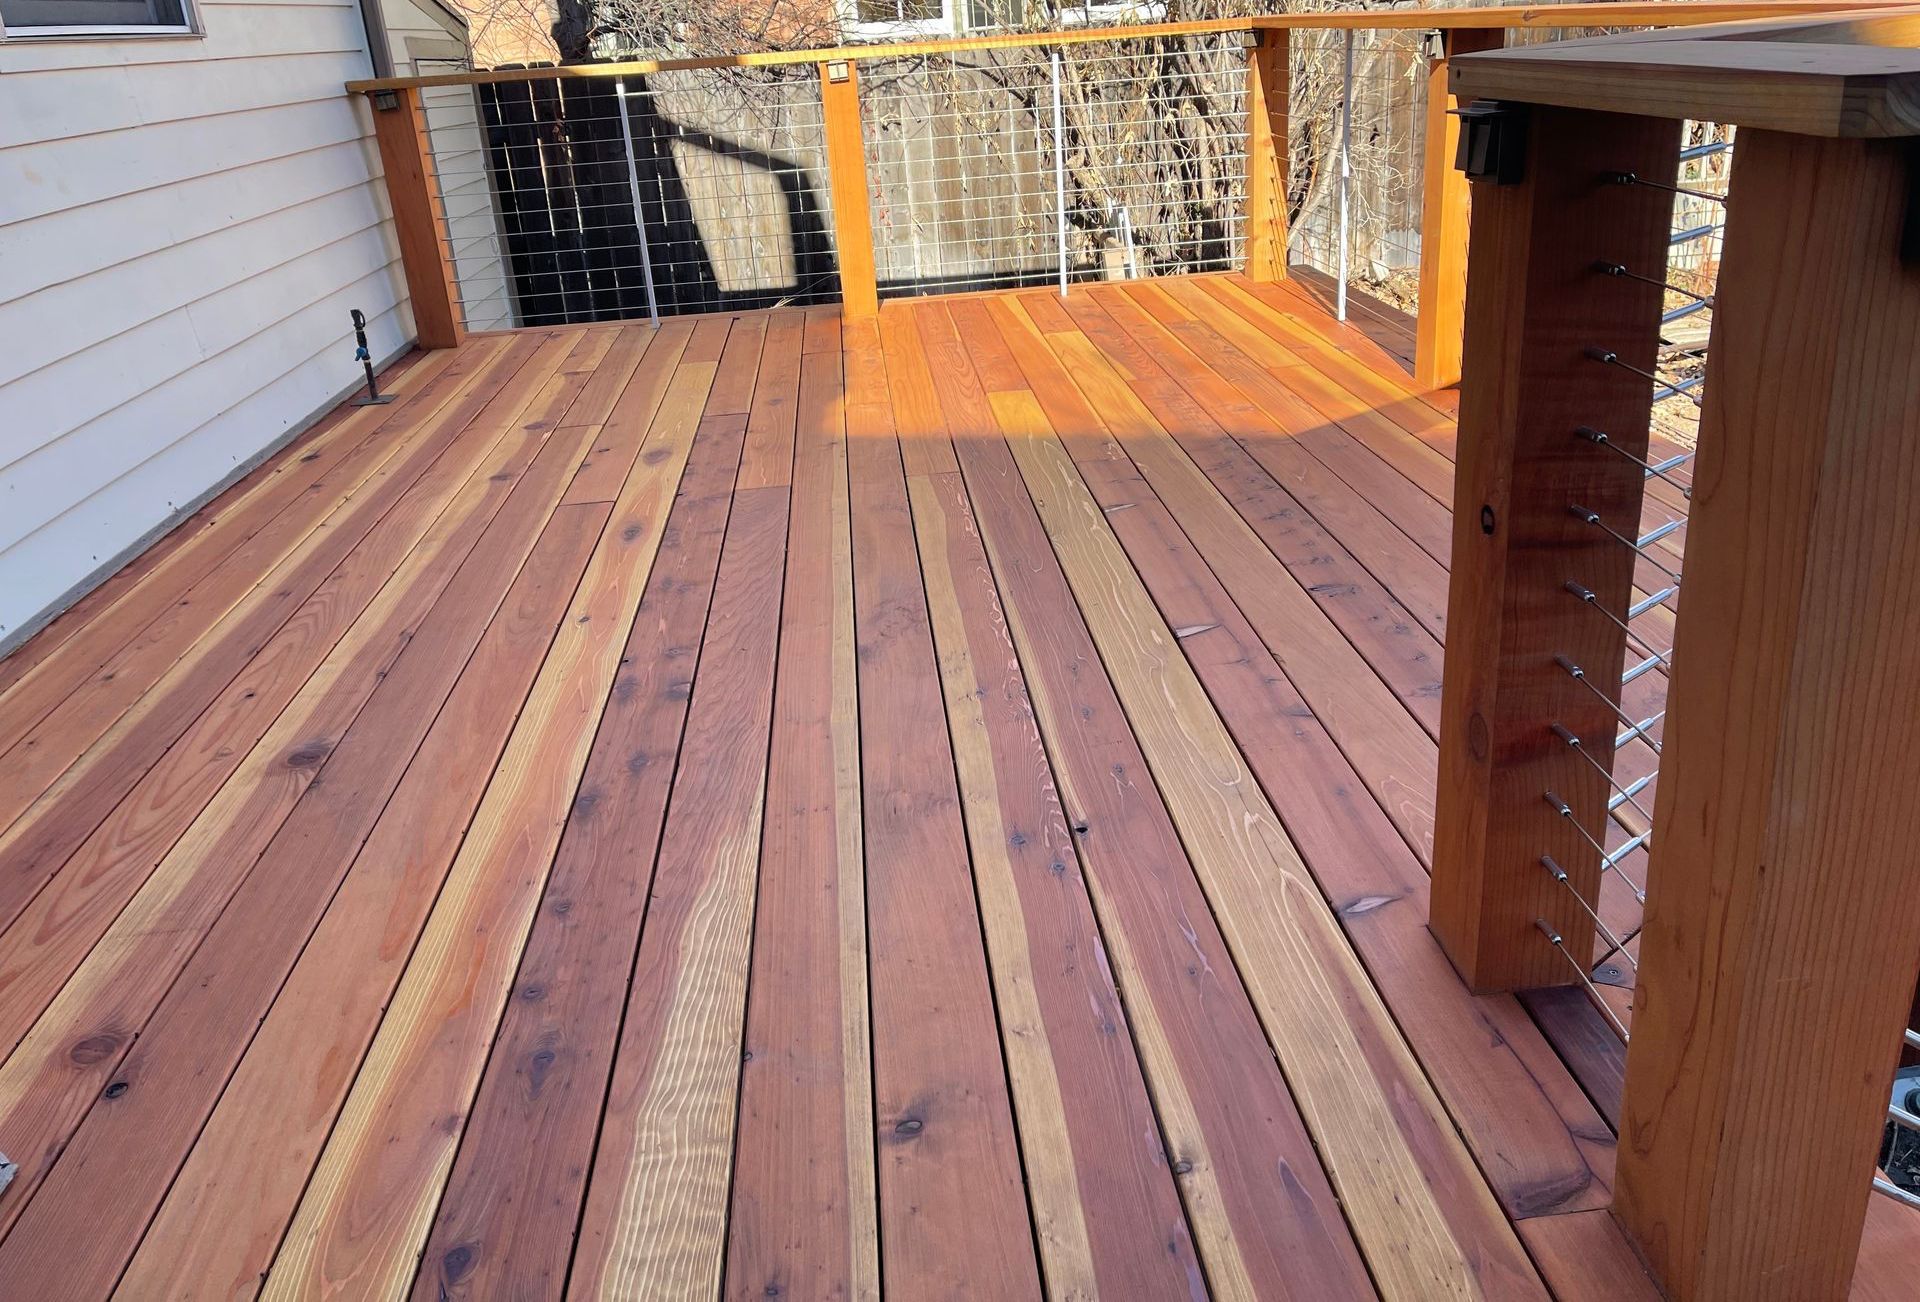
<box><xmin>0</xmin><ymin>0</ymin><xmax>413</xmax><ymax>648</ymax></box>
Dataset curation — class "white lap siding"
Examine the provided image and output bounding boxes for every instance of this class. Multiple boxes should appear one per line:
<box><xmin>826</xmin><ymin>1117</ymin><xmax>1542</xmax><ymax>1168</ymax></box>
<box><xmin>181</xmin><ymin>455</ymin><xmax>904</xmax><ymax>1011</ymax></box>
<box><xmin>0</xmin><ymin>0</ymin><xmax>416</xmax><ymax>649</ymax></box>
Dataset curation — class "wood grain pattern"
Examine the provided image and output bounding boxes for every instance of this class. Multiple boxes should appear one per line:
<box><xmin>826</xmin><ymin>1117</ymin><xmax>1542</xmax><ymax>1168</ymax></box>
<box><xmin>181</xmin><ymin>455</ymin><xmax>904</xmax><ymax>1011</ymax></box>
<box><xmin>909</xmin><ymin>435</ymin><xmax>1198</xmax><ymax>1291</ymax></box>
<box><xmin>566</xmin><ymin>474</ymin><xmax>788</xmax><ymax>1301</ymax></box>
<box><xmin>0</xmin><ymin>335</ymin><xmax>580</xmax><ymax>1095</ymax></box>
<box><xmin>1414</xmin><ymin>28</ymin><xmax>1504</xmax><ymax>390</ymax></box>
<box><xmin>259</xmin><ymin>349</ymin><xmax>714</xmax><ymax>1300</ymax></box>
<box><xmin>1615</xmin><ymin>129</ymin><xmax>1920</xmax><ymax>1300</ymax></box>
<box><xmin>1244</xmin><ymin>29</ymin><xmax>1290</xmax><ymax>281</ymax></box>
<box><xmin>0</xmin><ymin>337</ymin><xmax>512</xmax><ymax>839</ymax></box>
<box><xmin>725</xmin><ymin>345</ymin><xmax>877</xmax><ymax>1302</ymax></box>
<box><xmin>1515</xmin><ymin>1210</ymin><xmax>1662</xmax><ymax>1302</ymax></box>
<box><xmin>1026</xmin><ymin>338</ymin><xmax>1615</xmax><ymax>1220</ymax></box>
<box><xmin>820</xmin><ymin>62</ymin><xmax>878</xmax><ymax>318</ymax></box>
<box><xmin>0</xmin><ymin>398</ymin><xmax>601</xmax><ymax>1217</ymax></box>
<box><xmin>1088</xmin><ymin>282</ymin><xmax>1450</xmax><ymax>640</ymax></box>
<box><xmin>0</xmin><ymin>349</ymin><xmax>453</xmax><ymax>756</ymax></box>
<box><xmin>738</xmin><ymin>312</ymin><xmax>805</xmax><ymax>492</ymax></box>
<box><xmin>992</xmin><ymin>294</ymin><xmax>1440</xmax><ymax>858</ymax></box>
<box><xmin>0</xmin><ymin>406</ymin><xmax>607</xmax><ymax>1295</ymax></box>
<box><xmin>1126</xmin><ymin>280</ymin><xmax>1455</xmax><ymax>565</ymax></box>
<box><xmin>563</xmin><ymin>319</ymin><xmax>696</xmax><ymax>504</ymax></box>
<box><xmin>409</xmin><ymin>411</ymin><xmax>748</xmax><ymax>1300</ymax></box>
<box><xmin>842</xmin><ymin>313</ymin><xmax>1041</xmax><ymax>1297</ymax></box>
<box><xmin>993</xmin><ymin>384</ymin><xmax>1543</xmax><ymax>1299</ymax></box>
<box><xmin>115</xmin><ymin>501</ymin><xmax>609</xmax><ymax>1302</ymax></box>
<box><xmin>0</xmin><ymin>278</ymin><xmax>1741</xmax><ymax>1300</ymax></box>
<box><xmin>1446</xmin><ymin>15</ymin><xmax>1920</xmax><ymax>139</ymax></box>
<box><xmin>0</xmin><ymin>348</ymin><xmax>426</xmax><ymax>698</ymax></box>
<box><xmin>1428</xmin><ymin>108</ymin><xmax>1679</xmax><ymax>994</ymax></box>
<box><xmin>372</xmin><ymin>87</ymin><xmax>466</xmax><ymax>349</ymax></box>
<box><xmin>950</xmin><ymin>382</ymin><xmax>1372</xmax><ymax>1299</ymax></box>
<box><xmin>1050</xmin><ymin>290</ymin><xmax>1447</xmax><ymax>737</ymax></box>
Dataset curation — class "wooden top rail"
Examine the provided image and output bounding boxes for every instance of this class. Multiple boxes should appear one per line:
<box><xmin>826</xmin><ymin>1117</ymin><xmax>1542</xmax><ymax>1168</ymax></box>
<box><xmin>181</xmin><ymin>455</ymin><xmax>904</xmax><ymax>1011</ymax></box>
<box><xmin>1450</xmin><ymin>6</ymin><xmax>1920</xmax><ymax>135</ymax></box>
<box><xmin>344</xmin><ymin>2</ymin><xmax>1889</xmax><ymax>92</ymax></box>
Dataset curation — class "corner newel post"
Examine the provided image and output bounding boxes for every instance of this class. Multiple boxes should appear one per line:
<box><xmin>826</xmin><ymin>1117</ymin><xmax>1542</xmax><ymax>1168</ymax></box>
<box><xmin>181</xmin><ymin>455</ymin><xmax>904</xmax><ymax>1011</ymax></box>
<box><xmin>1614</xmin><ymin>128</ymin><xmax>1920</xmax><ymax>1301</ymax></box>
<box><xmin>1428</xmin><ymin>103</ymin><xmax>1681</xmax><ymax>994</ymax></box>
<box><xmin>368</xmin><ymin>86</ymin><xmax>465</xmax><ymax>350</ymax></box>
<box><xmin>819</xmin><ymin>59</ymin><xmax>879</xmax><ymax>319</ymax></box>
<box><xmin>1413</xmin><ymin>26</ymin><xmax>1504</xmax><ymax>389</ymax></box>
<box><xmin>1244</xmin><ymin>27</ymin><xmax>1291</xmax><ymax>282</ymax></box>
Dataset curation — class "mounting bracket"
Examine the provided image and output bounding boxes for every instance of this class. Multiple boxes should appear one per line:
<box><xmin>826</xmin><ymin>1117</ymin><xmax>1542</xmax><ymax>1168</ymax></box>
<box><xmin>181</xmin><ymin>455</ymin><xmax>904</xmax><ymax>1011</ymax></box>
<box><xmin>1454</xmin><ymin>99</ymin><xmax>1529</xmax><ymax>186</ymax></box>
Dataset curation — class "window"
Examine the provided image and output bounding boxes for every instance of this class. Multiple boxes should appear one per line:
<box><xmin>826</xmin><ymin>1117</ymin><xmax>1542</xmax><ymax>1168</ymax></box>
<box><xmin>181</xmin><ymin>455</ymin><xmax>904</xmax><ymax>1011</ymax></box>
<box><xmin>843</xmin><ymin>0</ymin><xmax>954</xmax><ymax>39</ymax></box>
<box><xmin>855</xmin><ymin>0</ymin><xmax>942</xmax><ymax>22</ymax></box>
<box><xmin>1</xmin><ymin>0</ymin><xmax>195</xmax><ymax>36</ymax></box>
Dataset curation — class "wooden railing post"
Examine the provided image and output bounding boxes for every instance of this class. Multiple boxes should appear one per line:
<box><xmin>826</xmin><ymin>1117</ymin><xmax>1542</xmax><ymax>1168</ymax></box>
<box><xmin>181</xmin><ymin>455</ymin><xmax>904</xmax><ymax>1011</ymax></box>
<box><xmin>369</xmin><ymin>87</ymin><xmax>464</xmax><ymax>350</ymax></box>
<box><xmin>1413</xmin><ymin>27</ymin><xmax>1503</xmax><ymax>390</ymax></box>
<box><xmin>1244</xmin><ymin>27</ymin><xmax>1291</xmax><ymax>282</ymax></box>
<box><xmin>1428</xmin><ymin>104</ymin><xmax>1680</xmax><ymax>994</ymax></box>
<box><xmin>819</xmin><ymin>59</ymin><xmax>878</xmax><ymax>319</ymax></box>
<box><xmin>1613</xmin><ymin>128</ymin><xmax>1920</xmax><ymax>1301</ymax></box>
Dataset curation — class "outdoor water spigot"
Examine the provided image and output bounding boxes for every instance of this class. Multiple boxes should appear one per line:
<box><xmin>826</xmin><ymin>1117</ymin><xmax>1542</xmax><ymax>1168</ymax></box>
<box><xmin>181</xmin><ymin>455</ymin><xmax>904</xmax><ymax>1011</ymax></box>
<box><xmin>350</xmin><ymin>307</ymin><xmax>395</xmax><ymax>406</ymax></box>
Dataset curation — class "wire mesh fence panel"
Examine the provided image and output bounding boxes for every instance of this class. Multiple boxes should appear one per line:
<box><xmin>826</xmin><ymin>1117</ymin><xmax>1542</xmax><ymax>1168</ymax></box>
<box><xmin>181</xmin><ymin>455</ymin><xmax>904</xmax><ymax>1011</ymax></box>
<box><xmin>422</xmin><ymin>68</ymin><xmax>839</xmax><ymax>327</ymax></box>
<box><xmin>1285</xmin><ymin>27</ymin><xmax>1425</xmax><ymax>313</ymax></box>
<box><xmin>859</xmin><ymin>32</ymin><xmax>1248</xmax><ymax>300</ymax></box>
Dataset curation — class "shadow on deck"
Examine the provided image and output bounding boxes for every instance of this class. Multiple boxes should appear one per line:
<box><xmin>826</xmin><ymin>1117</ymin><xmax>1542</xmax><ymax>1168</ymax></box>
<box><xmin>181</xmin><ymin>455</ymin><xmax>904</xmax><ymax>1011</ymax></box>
<box><xmin>0</xmin><ymin>271</ymin><xmax>1911</xmax><ymax>1298</ymax></box>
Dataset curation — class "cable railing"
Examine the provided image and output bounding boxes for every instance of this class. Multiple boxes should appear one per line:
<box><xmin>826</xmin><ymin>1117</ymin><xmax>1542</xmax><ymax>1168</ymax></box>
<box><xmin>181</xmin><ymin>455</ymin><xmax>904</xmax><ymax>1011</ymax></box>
<box><xmin>1430</xmin><ymin>14</ymin><xmax>1920</xmax><ymax>1297</ymax></box>
<box><xmin>351</xmin><ymin>4</ymin><xmax>1842</xmax><ymax>352</ymax></box>
<box><xmin>1525</xmin><ymin>121</ymin><xmax>1726</xmax><ymax>1050</ymax></box>
<box><xmin>417</xmin><ymin>69</ymin><xmax>839</xmax><ymax>328</ymax></box>
<box><xmin>352</xmin><ymin>8</ymin><xmax>1920</xmax><ymax>1295</ymax></box>
<box><xmin>856</xmin><ymin>33</ymin><xmax>1250</xmax><ymax>300</ymax></box>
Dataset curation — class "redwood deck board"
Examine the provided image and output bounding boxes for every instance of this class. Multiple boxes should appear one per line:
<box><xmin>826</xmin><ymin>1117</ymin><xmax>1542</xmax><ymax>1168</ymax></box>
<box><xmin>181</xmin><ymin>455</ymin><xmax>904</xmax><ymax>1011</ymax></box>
<box><xmin>411</xmin><ymin>406</ymin><xmax>748</xmax><ymax>1299</ymax></box>
<box><xmin>842</xmin><ymin>315</ymin><xmax>1040</xmax><ymax>1296</ymax></box>
<box><xmin>725</xmin><ymin>345</ymin><xmax>877</xmax><ymax>1301</ymax></box>
<box><xmin>0</xmin><ymin>280</ymin><xmax>1906</xmax><ymax>1300</ymax></box>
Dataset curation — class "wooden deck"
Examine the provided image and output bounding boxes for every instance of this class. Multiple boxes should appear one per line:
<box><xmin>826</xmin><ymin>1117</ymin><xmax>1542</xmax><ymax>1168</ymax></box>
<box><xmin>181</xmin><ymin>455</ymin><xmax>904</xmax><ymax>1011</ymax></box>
<box><xmin>0</xmin><ymin>271</ymin><xmax>1910</xmax><ymax>1299</ymax></box>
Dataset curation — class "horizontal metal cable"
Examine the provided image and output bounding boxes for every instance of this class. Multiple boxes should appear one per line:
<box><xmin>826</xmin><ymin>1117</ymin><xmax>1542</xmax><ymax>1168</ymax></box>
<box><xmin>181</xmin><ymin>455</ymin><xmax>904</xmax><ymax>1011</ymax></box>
<box><xmin>1536</xmin><ymin>919</ymin><xmax>1631</xmax><ymax>1041</ymax></box>
<box><xmin>1563</xmin><ymin>580</ymin><xmax>1675</xmax><ymax>667</ymax></box>
<box><xmin>1569</xmin><ymin>503</ymin><xmax>1684</xmax><ymax>584</ymax></box>
<box><xmin>1622</xmin><ymin>651</ymin><xmax>1669</xmax><ymax>684</ymax></box>
<box><xmin>1557</xmin><ymin>653</ymin><xmax>1665</xmax><ymax>756</ymax></box>
<box><xmin>1585</xmin><ymin>346</ymin><xmax>1707</xmax><ymax>410</ymax></box>
<box><xmin>1679</xmin><ymin>139</ymin><xmax>1734</xmax><ymax>162</ymax></box>
<box><xmin>1638</xmin><ymin>519</ymin><xmax>1688</xmax><ymax>550</ymax></box>
<box><xmin>1629</xmin><ymin>586</ymin><xmax>1679</xmax><ymax>619</ymax></box>
<box><xmin>1574</xmin><ymin>424</ymin><xmax>1696</xmax><ymax>497</ymax></box>
<box><xmin>1652</xmin><ymin>372</ymin><xmax>1706</xmax><ymax>404</ymax></box>
<box><xmin>1609</xmin><ymin>770</ymin><xmax>1655</xmax><ymax>813</ymax></box>
<box><xmin>1604</xmin><ymin>169</ymin><xmax>1728</xmax><ymax>204</ymax></box>
<box><xmin>1662</xmin><ymin>298</ymin><xmax>1711</xmax><ymax>326</ymax></box>
<box><xmin>1874</xmin><ymin>1178</ymin><xmax>1920</xmax><ymax>1210</ymax></box>
<box><xmin>1616</xmin><ymin>708</ymin><xmax>1667</xmax><ymax>751</ymax></box>
<box><xmin>1669</xmin><ymin>222</ymin><xmax>1721</xmax><ymax>247</ymax></box>
<box><xmin>1594</xmin><ymin>260</ymin><xmax>1713</xmax><ymax>305</ymax></box>
<box><xmin>1552</xmin><ymin>723</ymin><xmax>1657</xmax><ymax>825</ymax></box>
<box><xmin>1544</xmin><ymin>790</ymin><xmax>1649</xmax><ymax>901</ymax></box>
<box><xmin>1540</xmin><ymin>854</ymin><xmax>1639</xmax><ymax>972</ymax></box>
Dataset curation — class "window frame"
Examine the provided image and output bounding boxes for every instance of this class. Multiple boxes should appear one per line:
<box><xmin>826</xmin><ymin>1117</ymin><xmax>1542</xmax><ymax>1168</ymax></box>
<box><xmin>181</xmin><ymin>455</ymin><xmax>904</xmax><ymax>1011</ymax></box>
<box><xmin>838</xmin><ymin>0</ymin><xmax>959</xmax><ymax>42</ymax></box>
<box><xmin>0</xmin><ymin>0</ymin><xmax>199</xmax><ymax>40</ymax></box>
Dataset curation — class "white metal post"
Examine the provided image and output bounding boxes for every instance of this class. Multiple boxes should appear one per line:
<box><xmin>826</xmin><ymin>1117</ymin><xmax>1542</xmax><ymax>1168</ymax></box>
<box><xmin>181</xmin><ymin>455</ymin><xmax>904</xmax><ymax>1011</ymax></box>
<box><xmin>1052</xmin><ymin>48</ymin><xmax>1068</xmax><ymax>299</ymax></box>
<box><xmin>614</xmin><ymin>78</ymin><xmax>663</xmax><ymax>329</ymax></box>
<box><xmin>1337</xmin><ymin>30</ymin><xmax>1353</xmax><ymax>323</ymax></box>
